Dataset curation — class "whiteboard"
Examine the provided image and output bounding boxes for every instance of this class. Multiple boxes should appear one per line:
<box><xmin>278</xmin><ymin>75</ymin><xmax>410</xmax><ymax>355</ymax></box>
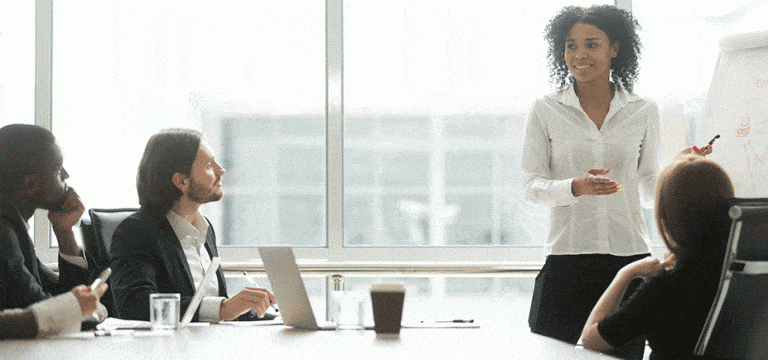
<box><xmin>700</xmin><ymin>30</ymin><xmax>768</xmax><ymax>197</ymax></box>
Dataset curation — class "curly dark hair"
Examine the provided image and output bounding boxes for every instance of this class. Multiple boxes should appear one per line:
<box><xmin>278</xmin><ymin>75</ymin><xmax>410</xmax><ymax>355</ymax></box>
<box><xmin>136</xmin><ymin>128</ymin><xmax>202</xmax><ymax>214</ymax></box>
<box><xmin>544</xmin><ymin>5</ymin><xmax>641</xmax><ymax>91</ymax></box>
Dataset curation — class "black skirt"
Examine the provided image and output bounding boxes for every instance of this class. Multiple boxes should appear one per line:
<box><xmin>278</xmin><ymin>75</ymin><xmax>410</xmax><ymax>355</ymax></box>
<box><xmin>528</xmin><ymin>253</ymin><xmax>649</xmax><ymax>359</ymax></box>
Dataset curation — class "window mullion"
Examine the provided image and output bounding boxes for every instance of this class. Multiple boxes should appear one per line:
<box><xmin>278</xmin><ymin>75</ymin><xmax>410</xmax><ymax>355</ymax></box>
<box><xmin>34</xmin><ymin>0</ymin><xmax>57</xmax><ymax>263</ymax></box>
<box><xmin>326</xmin><ymin>0</ymin><xmax>344</xmax><ymax>255</ymax></box>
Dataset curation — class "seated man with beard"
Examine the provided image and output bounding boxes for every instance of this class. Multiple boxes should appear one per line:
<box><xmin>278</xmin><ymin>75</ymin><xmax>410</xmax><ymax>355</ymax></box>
<box><xmin>110</xmin><ymin>129</ymin><xmax>277</xmax><ymax>322</ymax></box>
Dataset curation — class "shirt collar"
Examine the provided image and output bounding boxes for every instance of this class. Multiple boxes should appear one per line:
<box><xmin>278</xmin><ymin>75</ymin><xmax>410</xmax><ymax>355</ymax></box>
<box><xmin>166</xmin><ymin>210</ymin><xmax>209</xmax><ymax>248</ymax></box>
<box><xmin>547</xmin><ymin>83</ymin><xmax>641</xmax><ymax>111</ymax></box>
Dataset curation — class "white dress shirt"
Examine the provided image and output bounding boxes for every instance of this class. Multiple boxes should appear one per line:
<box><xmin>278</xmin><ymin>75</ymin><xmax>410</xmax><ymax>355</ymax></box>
<box><xmin>521</xmin><ymin>84</ymin><xmax>661</xmax><ymax>256</ymax></box>
<box><xmin>28</xmin><ymin>291</ymin><xmax>82</xmax><ymax>336</ymax></box>
<box><xmin>166</xmin><ymin>210</ymin><xmax>224</xmax><ymax>322</ymax></box>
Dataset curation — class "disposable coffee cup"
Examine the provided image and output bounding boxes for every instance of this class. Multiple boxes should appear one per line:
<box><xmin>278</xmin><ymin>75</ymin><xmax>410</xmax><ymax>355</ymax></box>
<box><xmin>370</xmin><ymin>283</ymin><xmax>405</xmax><ymax>335</ymax></box>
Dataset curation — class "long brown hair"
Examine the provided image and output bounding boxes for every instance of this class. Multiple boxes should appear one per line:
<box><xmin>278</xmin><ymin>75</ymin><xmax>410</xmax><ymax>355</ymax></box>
<box><xmin>136</xmin><ymin>129</ymin><xmax>202</xmax><ymax>214</ymax></box>
<box><xmin>655</xmin><ymin>155</ymin><xmax>734</xmax><ymax>260</ymax></box>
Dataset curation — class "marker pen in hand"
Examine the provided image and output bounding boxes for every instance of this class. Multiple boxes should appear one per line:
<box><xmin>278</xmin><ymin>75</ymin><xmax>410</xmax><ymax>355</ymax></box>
<box><xmin>242</xmin><ymin>272</ymin><xmax>279</xmax><ymax>312</ymax></box>
<box><xmin>705</xmin><ymin>134</ymin><xmax>720</xmax><ymax>149</ymax></box>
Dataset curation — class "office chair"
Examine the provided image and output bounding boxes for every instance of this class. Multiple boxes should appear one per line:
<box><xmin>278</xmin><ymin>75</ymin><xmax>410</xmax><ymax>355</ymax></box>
<box><xmin>81</xmin><ymin>208</ymin><xmax>138</xmax><ymax>317</ymax></box>
<box><xmin>694</xmin><ymin>202</ymin><xmax>768</xmax><ymax>360</ymax></box>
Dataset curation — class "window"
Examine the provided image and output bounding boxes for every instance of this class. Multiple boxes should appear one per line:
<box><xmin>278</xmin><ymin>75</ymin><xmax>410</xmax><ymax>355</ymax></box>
<box><xmin>25</xmin><ymin>1</ymin><xmax>767</xmax><ymax>264</ymax></box>
<box><xmin>341</xmin><ymin>1</ymin><xmax>610</xmax><ymax>258</ymax></box>
<box><xmin>632</xmin><ymin>0</ymin><xmax>768</xmax><ymax>248</ymax></box>
<box><xmin>0</xmin><ymin>1</ymin><xmax>34</xmax><ymax>128</ymax></box>
<box><xmin>44</xmin><ymin>0</ymin><xmax>325</xmax><ymax>259</ymax></box>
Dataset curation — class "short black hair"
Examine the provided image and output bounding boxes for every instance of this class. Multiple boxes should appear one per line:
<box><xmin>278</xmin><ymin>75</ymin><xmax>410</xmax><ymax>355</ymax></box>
<box><xmin>136</xmin><ymin>128</ymin><xmax>202</xmax><ymax>214</ymax></box>
<box><xmin>544</xmin><ymin>5</ymin><xmax>642</xmax><ymax>91</ymax></box>
<box><xmin>0</xmin><ymin>124</ymin><xmax>58</xmax><ymax>194</ymax></box>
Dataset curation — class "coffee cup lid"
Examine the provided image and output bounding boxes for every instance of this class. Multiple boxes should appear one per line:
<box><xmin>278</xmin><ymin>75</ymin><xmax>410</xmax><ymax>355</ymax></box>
<box><xmin>371</xmin><ymin>283</ymin><xmax>406</xmax><ymax>292</ymax></box>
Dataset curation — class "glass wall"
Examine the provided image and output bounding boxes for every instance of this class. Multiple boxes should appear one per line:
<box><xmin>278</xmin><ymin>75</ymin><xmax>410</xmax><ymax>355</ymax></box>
<box><xmin>0</xmin><ymin>1</ymin><xmax>34</xmax><ymax>127</ymax></box>
<box><xmin>342</xmin><ymin>1</ymin><xmax>612</xmax><ymax>248</ymax></box>
<box><xmin>13</xmin><ymin>1</ymin><xmax>767</xmax><ymax>261</ymax></box>
<box><xmin>50</xmin><ymin>1</ymin><xmax>326</xmax><ymax>248</ymax></box>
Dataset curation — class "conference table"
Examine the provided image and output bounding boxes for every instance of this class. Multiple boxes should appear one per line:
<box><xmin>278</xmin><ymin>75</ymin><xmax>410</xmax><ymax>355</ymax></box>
<box><xmin>1</xmin><ymin>319</ymin><xmax>618</xmax><ymax>359</ymax></box>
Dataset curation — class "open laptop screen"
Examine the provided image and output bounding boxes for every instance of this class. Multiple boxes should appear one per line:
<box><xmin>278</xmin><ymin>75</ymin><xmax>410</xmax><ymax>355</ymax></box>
<box><xmin>180</xmin><ymin>257</ymin><xmax>222</xmax><ymax>327</ymax></box>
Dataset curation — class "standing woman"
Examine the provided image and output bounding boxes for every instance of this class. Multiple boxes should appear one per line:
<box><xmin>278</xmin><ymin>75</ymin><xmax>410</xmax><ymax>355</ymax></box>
<box><xmin>522</xmin><ymin>5</ymin><xmax>689</xmax><ymax>358</ymax></box>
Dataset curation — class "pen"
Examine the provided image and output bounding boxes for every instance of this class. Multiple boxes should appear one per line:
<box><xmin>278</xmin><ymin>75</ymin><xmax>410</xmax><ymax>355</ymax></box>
<box><xmin>435</xmin><ymin>319</ymin><xmax>474</xmax><ymax>323</ymax></box>
<box><xmin>242</xmin><ymin>272</ymin><xmax>279</xmax><ymax>312</ymax></box>
<box><xmin>705</xmin><ymin>134</ymin><xmax>720</xmax><ymax>148</ymax></box>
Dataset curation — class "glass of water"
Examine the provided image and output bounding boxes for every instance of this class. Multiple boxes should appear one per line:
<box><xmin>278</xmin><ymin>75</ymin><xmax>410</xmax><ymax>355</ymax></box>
<box><xmin>332</xmin><ymin>291</ymin><xmax>366</xmax><ymax>332</ymax></box>
<box><xmin>150</xmin><ymin>293</ymin><xmax>180</xmax><ymax>330</ymax></box>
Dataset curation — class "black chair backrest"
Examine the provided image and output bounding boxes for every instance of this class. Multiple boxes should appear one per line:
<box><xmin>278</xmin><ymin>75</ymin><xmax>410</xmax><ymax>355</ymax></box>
<box><xmin>81</xmin><ymin>208</ymin><xmax>138</xmax><ymax>317</ymax></box>
<box><xmin>82</xmin><ymin>208</ymin><xmax>138</xmax><ymax>268</ymax></box>
<box><xmin>695</xmin><ymin>202</ymin><xmax>768</xmax><ymax>360</ymax></box>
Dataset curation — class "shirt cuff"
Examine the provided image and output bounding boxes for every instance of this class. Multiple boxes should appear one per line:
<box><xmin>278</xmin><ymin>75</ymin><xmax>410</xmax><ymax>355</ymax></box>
<box><xmin>59</xmin><ymin>250</ymin><xmax>88</xmax><ymax>269</ymax></box>
<box><xmin>198</xmin><ymin>296</ymin><xmax>225</xmax><ymax>322</ymax></box>
<box><xmin>29</xmin><ymin>292</ymin><xmax>82</xmax><ymax>337</ymax></box>
<box><xmin>556</xmin><ymin>179</ymin><xmax>579</xmax><ymax>205</ymax></box>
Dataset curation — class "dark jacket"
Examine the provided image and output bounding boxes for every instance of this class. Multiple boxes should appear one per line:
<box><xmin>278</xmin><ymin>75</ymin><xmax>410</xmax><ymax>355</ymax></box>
<box><xmin>0</xmin><ymin>198</ymin><xmax>92</xmax><ymax>311</ymax></box>
<box><xmin>109</xmin><ymin>206</ymin><xmax>272</xmax><ymax>322</ymax></box>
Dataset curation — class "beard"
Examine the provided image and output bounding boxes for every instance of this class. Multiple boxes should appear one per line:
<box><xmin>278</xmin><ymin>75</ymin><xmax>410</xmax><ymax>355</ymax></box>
<box><xmin>187</xmin><ymin>177</ymin><xmax>223</xmax><ymax>204</ymax></box>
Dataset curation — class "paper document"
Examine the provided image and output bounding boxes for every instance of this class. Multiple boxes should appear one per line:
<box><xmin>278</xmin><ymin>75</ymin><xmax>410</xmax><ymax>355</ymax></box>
<box><xmin>220</xmin><ymin>317</ymin><xmax>284</xmax><ymax>326</ymax></box>
<box><xmin>402</xmin><ymin>320</ymin><xmax>480</xmax><ymax>329</ymax></box>
<box><xmin>97</xmin><ymin>317</ymin><xmax>152</xmax><ymax>330</ymax></box>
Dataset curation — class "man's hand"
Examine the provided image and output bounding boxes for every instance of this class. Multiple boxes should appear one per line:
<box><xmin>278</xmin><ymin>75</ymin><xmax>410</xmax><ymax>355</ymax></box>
<box><xmin>71</xmin><ymin>283</ymin><xmax>107</xmax><ymax>320</ymax></box>
<box><xmin>219</xmin><ymin>287</ymin><xmax>277</xmax><ymax>321</ymax></box>
<box><xmin>48</xmin><ymin>187</ymin><xmax>85</xmax><ymax>257</ymax></box>
<box><xmin>571</xmin><ymin>169</ymin><xmax>620</xmax><ymax>197</ymax></box>
<box><xmin>47</xmin><ymin>187</ymin><xmax>85</xmax><ymax>231</ymax></box>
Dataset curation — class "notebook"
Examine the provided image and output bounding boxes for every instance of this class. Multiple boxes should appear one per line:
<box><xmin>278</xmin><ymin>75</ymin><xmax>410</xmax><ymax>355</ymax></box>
<box><xmin>259</xmin><ymin>246</ymin><xmax>373</xmax><ymax>330</ymax></box>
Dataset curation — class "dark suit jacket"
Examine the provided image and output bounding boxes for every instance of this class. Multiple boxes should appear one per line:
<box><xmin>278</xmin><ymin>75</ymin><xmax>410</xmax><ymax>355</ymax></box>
<box><xmin>109</xmin><ymin>206</ymin><xmax>273</xmax><ymax>322</ymax></box>
<box><xmin>0</xmin><ymin>198</ymin><xmax>91</xmax><ymax>311</ymax></box>
<box><xmin>0</xmin><ymin>308</ymin><xmax>38</xmax><ymax>339</ymax></box>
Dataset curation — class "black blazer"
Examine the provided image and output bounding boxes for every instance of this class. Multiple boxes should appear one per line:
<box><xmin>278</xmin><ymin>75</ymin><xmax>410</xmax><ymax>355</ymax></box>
<box><xmin>109</xmin><ymin>206</ymin><xmax>272</xmax><ymax>322</ymax></box>
<box><xmin>0</xmin><ymin>198</ymin><xmax>92</xmax><ymax>311</ymax></box>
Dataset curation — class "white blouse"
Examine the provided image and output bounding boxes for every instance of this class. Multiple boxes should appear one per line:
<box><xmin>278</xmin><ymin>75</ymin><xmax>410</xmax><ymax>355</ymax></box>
<box><xmin>521</xmin><ymin>85</ymin><xmax>661</xmax><ymax>256</ymax></box>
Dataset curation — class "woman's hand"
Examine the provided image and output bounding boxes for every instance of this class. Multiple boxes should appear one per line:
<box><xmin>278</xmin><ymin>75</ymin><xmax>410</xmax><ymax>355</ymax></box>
<box><xmin>675</xmin><ymin>144</ymin><xmax>712</xmax><ymax>160</ymax></box>
<box><xmin>571</xmin><ymin>169</ymin><xmax>620</xmax><ymax>197</ymax></box>
<box><xmin>620</xmin><ymin>256</ymin><xmax>675</xmax><ymax>282</ymax></box>
<box><xmin>661</xmin><ymin>250</ymin><xmax>677</xmax><ymax>270</ymax></box>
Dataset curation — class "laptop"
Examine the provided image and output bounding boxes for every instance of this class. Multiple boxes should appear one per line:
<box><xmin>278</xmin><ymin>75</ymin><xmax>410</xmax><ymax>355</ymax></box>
<box><xmin>259</xmin><ymin>246</ymin><xmax>372</xmax><ymax>331</ymax></box>
<box><xmin>94</xmin><ymin>257</ymin><xmax>221</xmax><ymax>333</ymax></box>
<box><xmin>179</xmin><ymin>256</ymin><xmax>222</xmax><ymax>327</ymax></box>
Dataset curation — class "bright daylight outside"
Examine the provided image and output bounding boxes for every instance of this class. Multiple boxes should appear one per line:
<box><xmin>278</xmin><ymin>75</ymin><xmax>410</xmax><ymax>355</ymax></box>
<box><xmin>1</xmin><ymin>0</ymin><xmax>766</xmax><ymax>341</ymax></box>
